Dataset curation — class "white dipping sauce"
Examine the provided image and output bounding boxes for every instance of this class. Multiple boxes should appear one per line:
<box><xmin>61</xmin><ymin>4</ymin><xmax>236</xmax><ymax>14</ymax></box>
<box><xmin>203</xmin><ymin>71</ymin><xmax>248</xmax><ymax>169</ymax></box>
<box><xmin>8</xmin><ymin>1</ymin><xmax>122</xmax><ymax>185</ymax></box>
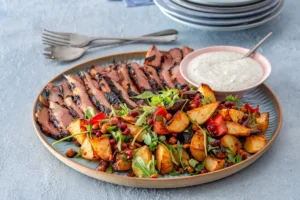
<box><xmin>187</xmin><ymin>51</ymin><xmax>264</xmax><ymax>91</ymax></box>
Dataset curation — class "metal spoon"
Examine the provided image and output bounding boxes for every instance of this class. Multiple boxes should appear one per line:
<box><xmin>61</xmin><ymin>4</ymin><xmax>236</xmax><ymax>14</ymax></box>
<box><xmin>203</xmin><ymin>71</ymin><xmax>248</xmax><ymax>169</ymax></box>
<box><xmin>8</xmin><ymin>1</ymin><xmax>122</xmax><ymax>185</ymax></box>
<box><xmin>242</xmin><ymin>32</ymin><xmax>273</xmax><ymax>59</ymax></box>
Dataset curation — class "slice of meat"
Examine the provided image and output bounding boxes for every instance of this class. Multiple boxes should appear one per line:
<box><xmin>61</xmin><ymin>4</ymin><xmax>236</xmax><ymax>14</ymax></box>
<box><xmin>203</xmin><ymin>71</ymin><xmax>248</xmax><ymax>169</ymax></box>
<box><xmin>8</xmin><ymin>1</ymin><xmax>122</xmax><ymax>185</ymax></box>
<box><xmin>144</xmin><ymin>45</ymin><xmax>163</xmax><ymax>68</ymax></box>
<box><xmin>49</xmin><ymin>101</ymin><xmax>73</xmax><ymax>137</ymax></box>
<box><xmin>118</xmin><ymin>63</ymin><xmax>140</xmax><ymax>95</ymax></box>
<box><xmin>46</xmin><ymin>83</ymin><xmax>63</xmax><ymax>104</ymax></box>
<box><xmin>143</xmin><ymin>64</ymin><xmax>164</xmax><ymax>91</ymax></box>
<box><xmin>59</xmin><ymin>82</ymin><xmax>84</xmax><ymax>119</ymax></box>
<box><xmin>129</xmin><ymin>62</ymin><xmax>153</xmax><ymax>92</ymax></box>
<box><xmin>89</xmin><ymin>67</ymin><xmax>121</xmax><ymax>105</ymax></box>
<box><xmin>79</xmin><ymin>71</ymin><xmax>111</xmax><ymax>113</ymax></box>
<box><xmin>64</xmin><ymin>75</ymin><xmax>97</xmax><ymax>114</ymax></box>
<box><xmin>182</xmin><ymin>46</ymin><xmax>194</xmax><ymax>58</ymax></box>
<box><xmin>169</xmin><ymin>48</ymin><xmax>183</xmax><ymax>64</ymax></box>
<box><xmin>159</xmin><ymin>53</ymin><xmax>175</xmax><ymax>89</ymax></box>
<box><xmin>103</xmin><ymin>76</ymin><xmax>137</xmax><ymax>109</ymax></box>
<box><xmin>171</xmin><ymin>65</ymin><xmax>189</xmax><ymax>89</ymax></box>
<box><xmin>36</xmin><ymin>106</ymin><xmax>61</xmax><ymax>140</ymax></box>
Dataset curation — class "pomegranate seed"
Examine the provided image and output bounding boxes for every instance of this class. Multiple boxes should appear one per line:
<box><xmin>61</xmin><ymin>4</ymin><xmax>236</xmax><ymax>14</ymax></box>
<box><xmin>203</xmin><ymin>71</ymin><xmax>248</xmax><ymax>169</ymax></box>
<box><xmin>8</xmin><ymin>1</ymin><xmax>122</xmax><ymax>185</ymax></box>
<box><xmin>147</xmin><ymin>119</ymin><xmax>154</xmax><ymax>126</ymax></box>
<box><xmin>209</xmin><ymin>124</ymin><xmax>216</xmax><ymax>131</ymax></box>
<box><xmin>227</xmin><ymin>162</ymin><xmax>234</xmax><ymax>167</ymax></box>
<box><xmin>115</xmin><ymin>115</ymin><xmax>121</xmax><ymax>120</ymax></box>
<box><xmin>127</xmin><ymin>154</ymin><xmax>133</xmax><ymax>160</ymax></box>
<box><xmin>210</xmin><ymin>140</ymin><xmax>221</xmax><ymax>147</ymax></box>
<box><xmin>194</xmin><ymin>95</ymin><xmax>200</xmax><ymax>101</ymax></box>
<box><xmin>242</xmin><ymin>115</ymin><xmax>248</xmax><ymax>121</ymax></box>
<box><xmin>122</xmin><ymin>128</ymin><xmax>130</xmax><ymax>135</ymax></box>
<box><xmin>166</xmin><ymin>113</ymin><xmax>172</xmax><ymax>121</ymax></box>
<box><xmin>95</xmin><ymin>132</ymin><xmax>101</xmax><ymax>138</ymax></box>
<box><xmin>129</xmin><ymin>111</ymin><xmax>139</xmax><ymax>117</ymax></box>
<box><xmin>238</xmin><ymin>119</ymin><xmax>244</xmax><ymax>125</ymax></box>
<box><xmin>200</xmin><ymin>169</ymin><xmax>207</xmax><ymax>174</ymax></box>
<box><xmin>194</xmin><ymin>100</ymin><xmax>200</xmax><ymax>107</ymax></box>
<box><xmin>109</xmin><ymin>139</ymin><xmax>116</xmax><ymax>145</ymax></box>
<box><xmin>224</xmin><ymin>101</ymin><xmax>233</xmax><ymax>107</ymax></box>
<box><xmin>121</xmin><ymin>143</ymin><xmax>128</xmax><ymax>149</ymax></box>
<box><xmin>126</xmin><ymin>149</ymin><xmax>133</xmax><ymax>155</ymax></box>
<box><xmin>120</xmin><ymin>123</ymin><xmax>127</xmax><ymax>130</ymax></box>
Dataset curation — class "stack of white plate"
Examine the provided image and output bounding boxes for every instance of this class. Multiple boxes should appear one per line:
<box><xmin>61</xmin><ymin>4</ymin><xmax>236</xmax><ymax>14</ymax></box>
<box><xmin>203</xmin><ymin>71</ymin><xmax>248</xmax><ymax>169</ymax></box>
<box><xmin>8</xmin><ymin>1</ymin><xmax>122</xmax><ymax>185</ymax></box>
<box><xmin>154</xmin><ymin>0</ymin><xmax>284</xmax><ymax>31</ymax></box>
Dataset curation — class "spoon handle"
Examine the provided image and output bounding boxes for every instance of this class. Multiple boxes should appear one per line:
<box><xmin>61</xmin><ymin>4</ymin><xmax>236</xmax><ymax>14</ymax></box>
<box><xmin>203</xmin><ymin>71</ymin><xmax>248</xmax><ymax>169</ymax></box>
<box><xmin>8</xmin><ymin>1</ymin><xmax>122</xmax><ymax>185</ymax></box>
<box><xmin>242</xmin><ymin>32</ymin><xmax>273</xmax><ymax>59</ymax></box>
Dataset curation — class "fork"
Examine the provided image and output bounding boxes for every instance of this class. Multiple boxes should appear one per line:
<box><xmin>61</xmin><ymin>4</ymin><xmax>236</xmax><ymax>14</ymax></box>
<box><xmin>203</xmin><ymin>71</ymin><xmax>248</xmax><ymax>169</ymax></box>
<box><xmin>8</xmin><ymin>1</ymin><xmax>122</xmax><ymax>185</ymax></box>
<box><xmin>43</xmin><ymin>29</ymin><xmax>177</xmax><ymax>47</ymax></box>
<box><xmin>43</xmin><ymin>29</ymin><xmax>178</xmax><ymax>61</ymax></box>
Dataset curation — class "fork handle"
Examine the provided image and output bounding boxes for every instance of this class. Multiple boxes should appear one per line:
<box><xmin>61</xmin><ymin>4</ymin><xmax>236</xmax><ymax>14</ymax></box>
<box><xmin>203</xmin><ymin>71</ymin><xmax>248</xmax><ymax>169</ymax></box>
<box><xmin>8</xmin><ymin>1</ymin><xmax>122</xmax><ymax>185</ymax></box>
<box><xmin>90</xmin><ymin>34</ymin><xmax>177</xmax><ymax>43</ymax></box>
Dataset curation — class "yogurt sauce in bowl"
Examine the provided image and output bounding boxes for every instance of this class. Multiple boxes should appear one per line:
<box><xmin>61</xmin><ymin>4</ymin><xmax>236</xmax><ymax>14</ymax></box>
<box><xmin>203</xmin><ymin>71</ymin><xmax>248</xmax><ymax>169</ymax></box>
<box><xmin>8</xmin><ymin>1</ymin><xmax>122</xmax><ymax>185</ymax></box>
<box><xmin>186</xmin><ymin>51</ymin><xmax>264</xmax><ymax>92</ymax></box>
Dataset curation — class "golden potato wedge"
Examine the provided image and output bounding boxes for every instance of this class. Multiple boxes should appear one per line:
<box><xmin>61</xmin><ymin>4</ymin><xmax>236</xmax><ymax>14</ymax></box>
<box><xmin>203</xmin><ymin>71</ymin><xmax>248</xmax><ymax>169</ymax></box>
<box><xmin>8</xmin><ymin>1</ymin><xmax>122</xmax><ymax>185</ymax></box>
<box><xmin>174</xmin><ymin>149</ymin><xmax>190</xmax><ymax>164</ymax></box>
<box><xmin>113</xmin><ymin>153</ymin><xmax>132</xmax><ymax>171</ymax></box>
<box><xmin>166</xmin><ymin>110</ymin><xmax>190</xmax><ymax>133</ymax></box>
<box><xmin>244</xmin><ymin>135</ymin><xmax>267</xmax><ymax>153</ymax></box>
<box><xmin>226</xmin><ymin>121</ymin><xmax>251</xmax><ymax>137</ymax></box>
<box><xmin>220</xmin><ymin>135</ymin><xmax>242</xmax><ymax>156</ymax></box>
<box><xmin>197</xmin><ymin>83</ymin><xmax>216</xmax><ymax>102</ymax></box>
<box><xmin>218</xmin><ymin>109</ymin><xmax>231</xmax><ymax>121</ymax></box>
<box><xmin>190</xmin><ymin>130</ymin><xmax>206</xmax><ymax>161</ymax></box>
<box><xmin>204</xmin><ymin>156</ymin><xmax>225</xmax><ymax>172</ymax></box>
<box><xmin>122</xmin><ymin>115</ymin><xmax>137</xmax><ymax>124</ymax></box>
<box><xmin>187</xmin><ymin>102</ymin><xmax>219</xmax><ymax>125</ymax></box>
<box><xmin>229</xmin><ymin>109</ymin><xmax>244</xmax><ymax>123</ymax></box>
<box><xmin>127</xmin><ymin>123</ymin><xmax>147</xmax><ymax>143</ymax></box>
<box><xmin>156</xmin><ymin>144</ymin><xmax>174</xmax><ymax>175</ymax></box>
<box><xmin>67</xmin><ymin>119</ymin><xmax>87</xmax><ymax>145</ymax></box>
<box><xmin>80</xmin><ymin>138</ymin><xmax>99</xmax><ymax>160</ymax></box>
<box><xmin>132</xmin><ymin>146</ymin><xmax>153</xmax><ymax>177</ymax></box>
<box><xmin>89</xmin><ymin>136</ymin><xmax>112</xmax><ymax>161</ymax></box>
<box><xmin>256</xmin><ymin>112</ymin><xmax>269</xmax><ymax>134</ymax></box>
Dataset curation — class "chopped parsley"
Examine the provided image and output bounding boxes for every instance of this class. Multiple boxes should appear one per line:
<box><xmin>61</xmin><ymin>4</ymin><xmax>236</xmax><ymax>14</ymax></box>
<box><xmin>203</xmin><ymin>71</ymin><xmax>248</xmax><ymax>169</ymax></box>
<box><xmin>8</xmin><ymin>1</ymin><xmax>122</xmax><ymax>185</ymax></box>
<box><xmin>201</xmin><ymin>97</ymin><xmax>212</xmax><ymax>105</ymax></box>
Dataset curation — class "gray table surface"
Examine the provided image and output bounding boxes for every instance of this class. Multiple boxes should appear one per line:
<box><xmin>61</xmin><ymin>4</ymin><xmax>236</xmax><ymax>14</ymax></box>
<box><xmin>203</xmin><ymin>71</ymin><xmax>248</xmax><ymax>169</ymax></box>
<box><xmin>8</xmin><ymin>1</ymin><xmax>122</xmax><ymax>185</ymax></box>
<box><xmin>1</xmin><ymin>0</ymin><xmax>299</xmax><ymax>199</ymax></box>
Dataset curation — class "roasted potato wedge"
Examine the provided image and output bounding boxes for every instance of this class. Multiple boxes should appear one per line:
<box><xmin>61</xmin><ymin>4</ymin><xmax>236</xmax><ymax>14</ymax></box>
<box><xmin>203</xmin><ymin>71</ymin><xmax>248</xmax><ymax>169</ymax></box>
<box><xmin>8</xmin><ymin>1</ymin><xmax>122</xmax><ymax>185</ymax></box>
<box><xmin>256</xmin><ymin>112</ymin><xmax>269</xmax><ymax>134</ymax></box>
<box><xmin>218</xmin><ymin>109</ymin><xmax>231</xmax><ymax>121</ymax></box>
<box><xmin>89</xmin><ymin>136</ymin><xmax>112</xmax><ymax>161</ymax></box>
<box><xmin>229</xmin><ymin>109</ymin><xmax>244</xmax><ymax>123</ymax></box>
<box><xmin>113</xmin><ymin>153</ymin><xmax>132</xmax><ymax>171</ymax></box>
<box><xmin>132</xmin><ymin>146</ymin><xmax>153</xmax><ymax>177</ymax></box>
<box><xmin>127</xmin><ymin>123</ymin><xmax>147</xmax><ymax>143</ymax></box>
<box><xmin>153</xmin><ymin>120</ymin><xmax>170</xmax><ymax>135</ymax></box>
<box><xmin>80</xmin><ymin>138</ymin><xmax>99</xmax><ymax>160</ymax></box>
<box><xmin>156</xmin><ymin>144</ymin><xmax>174</xmax><ymax>175</ymax></box>
<box><xmin>204</xmin><ymin>156</ymin><xmax>225</xmax><ymax>172</ymax></box>
<box><xmin>190</xmin><ymin>130</ymin><xmax>206</xmax><ymax>161</ymax></box>
<box><xmin>122</xmin><ymin>115</ymin><xmax>137</xmax><ymax>124</ymax></box>
<box><xmin>244</xmin><ymin>135</ymin><xmax>267</xmax><ymax>153</ymax></box>
<box><xmin>166</xmin><ymin>110</ymin><xmax>190</xmax><ymax>133</ymax></box>
<box><xmin>67</xmin><ymin>119</ymin><xmax>87</xmax><ymax>145</ymax></box>
<box><xmin>187</xmin><ymin>102</ymin><xmax>219</xmax><ymax>125</ymax></box>
<box><xmin>226</xmin><ymin>121</ymin><xmax>251</xmax><ymax>137</ymax></box>
<box><xmin>220</xmin><ymin>135</ymin><xmax>242</xmax><ymax>156</ymax></box>
<box><xmin>174</xmin><ymin>149</ymin><xmax>190</xmax><ymax>164</ymax></box>
<box><xmin>197</xmin><ymin>83</ymin><xmax>216</xmax><ymax>102</ymax></box>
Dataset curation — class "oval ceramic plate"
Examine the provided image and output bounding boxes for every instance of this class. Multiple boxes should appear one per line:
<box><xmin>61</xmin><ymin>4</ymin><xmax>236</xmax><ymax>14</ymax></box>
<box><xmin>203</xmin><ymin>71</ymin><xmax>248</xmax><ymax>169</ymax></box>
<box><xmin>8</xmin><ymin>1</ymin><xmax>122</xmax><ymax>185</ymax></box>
<box><xmin>185</xmin><ymin>0</ymin><xmax>263</xmax><ymax>7</ymax></box>
<box><xmin>32</xmin><ymin>51</ymin><xmax>282</xmax><ymax>188</ymax></box>
<box><xmin>158</xmin><ymin>0</ymin><xmax>284</xmax><ymax>31</ymax></box>
<box><xmin>159</xmin><ymin>0</ymin><xmax>279</xmax><ymax>19</ymax></box>
<box><xmin>156</xmin><ymin>0</ymin><xmax>280</xmax><ymax>25</ymax></box>
<box><xmin>170</xmin><ymin>0</ymin><xmax>274</xmax><ymax>13</ymax></box>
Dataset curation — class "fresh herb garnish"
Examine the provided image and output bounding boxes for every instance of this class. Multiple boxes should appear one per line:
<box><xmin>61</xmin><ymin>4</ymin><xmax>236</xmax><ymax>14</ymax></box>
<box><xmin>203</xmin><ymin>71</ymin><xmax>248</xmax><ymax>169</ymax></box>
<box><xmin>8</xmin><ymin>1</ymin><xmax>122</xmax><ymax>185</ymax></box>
<box><xmin>236</xmin><ymin>154</ymin><xmax>243</xmax><ymax>163</ymax></box>
<box><xmin>155</xmin><ymin>115</ymin><xmax>163</xmax><ymax>122</ymax></box>
<box><xmin>188</xmin><ymin>158</ymin><xmax>204</xmax><ymax>175</ymax></box>
<box><xmin>158</xmin><ymin>135</ymin><xmax>166</xmax><ymax>142</ymax></box>
<box><xmin>106</xmin><ymin>164</ymin><xmax>113</xmax><ymax>174</ymax></box>
<box><xmin>225</xmin><ymin>148</ymin><xmax>242</xmax><ymax>164</ymax></box>
<box><xmin>177</xmin><ymin>141</ymin><xmax>186</xmax><ymax>169</ymax></box>
<box><xmin>225</xmin><ymin>94</ymin><xmax>244</xmax><ymax>106</ymax></box>
<box><xmin>74</xmin><ymin>149</ymin><xmax>81</xmax><ymax>158</ymax></box>
<box><xmin>108</xmin><ymin>127</ymin><xmax>131</xmax><ymax>151</ymax></box>
<box><xmin>132</xmin><ymin>91</ymin><xmax>156</xmax><ymax>99</ymax></box>
<box><xmin>133</xmin><ymin>155</ymin><xmax>157</xmax><ymax>178</ymax></box>
<box><xmin>141</xmin><ymin>128</ymin><xmax>161</xmax><ymax>152</ymax></box>
<box><xmin>85</xmin><ymin>123</ymin><xmax>93</xmax><ymax>138</ymax></box>
<box><xmin>160</xmin><ymin>142</ymin><xmax>178</xmax><ymax>165</ymax></box>
<box><xmin>131</xmin><ymin>126</ymin><xmax>148</xmax><ymax>146</ymax></box>
<box><xmin>135</xmin><ymin>107</ymin><xmax>154</xmax><ymax>126</ymax></box>
<box><xmin>201</xmin><ymin>97</ymin><xmax>212</xmax><ymax>105</ymax></box>
<box><xmin>85</xmin><ymin>107</ymin><xmax>95</xmax><ymax>119</ymax></box>
<box><xmin>52</xmin><ymin>131</ymin><xmax>90</xmax><ymax>146</ymax></box>
<box><xmin>189</xmin><ymin>84</ymin><xmax>198</xmax><ymax>91</ymax></box>
<box><xmin>169</xmin><ymin>170</ymin><xmax>180</xmax><ymax>176</ymax></box>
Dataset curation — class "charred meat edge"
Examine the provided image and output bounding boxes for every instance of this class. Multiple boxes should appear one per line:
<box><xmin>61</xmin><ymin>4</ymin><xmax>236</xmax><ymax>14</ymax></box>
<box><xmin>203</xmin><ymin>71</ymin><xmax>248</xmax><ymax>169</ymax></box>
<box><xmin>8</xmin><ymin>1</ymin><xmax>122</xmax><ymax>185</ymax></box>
<box><xmin>128</xmin><ymin>62</ymin><xmax>153</xmax><ymax>92</ymax></box>
<box><xmin>118</xmin><ymin>62</ymin><xmax>140</xmax><ymax>95</ymax></box>
<box><xmin>143</xmin><ymin>64</ymin><xmax>164</xmax><ymax>91</ymax></box>
<box><xmin>169</xmin><ymin>48</ymin><xmax>183</xmax><ymax>65</ymax></box>
<box><xmin>144</xmin><ymin>45</ymin><xmax>163</xmax><ymax>68</ymax></box>
<box><xmin>182</xmin><ymin>46</ymin><xmax>194</xmax><ymax>58</ymax></box>
<box><xmin>46</xmin><ymin>83</ymin><xmax>64</xmax><ymax>104</ymax></box>
<box><xmin>170</xmin><ymin>65</ymin><xmax>189</xmax><ymax>89</ymax></box>
<box><xmin>159</xmin><ymin>52</ymin><xmax>175</xmax><ymax>89</ymax></box>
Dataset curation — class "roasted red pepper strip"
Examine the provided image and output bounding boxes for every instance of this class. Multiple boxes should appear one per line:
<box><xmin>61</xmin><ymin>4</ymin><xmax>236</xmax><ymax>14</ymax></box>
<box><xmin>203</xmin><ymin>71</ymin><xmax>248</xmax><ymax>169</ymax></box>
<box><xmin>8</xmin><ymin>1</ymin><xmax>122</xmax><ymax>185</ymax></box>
<box><xmin>90</xmin><ymin>113</ymin><xmax>106</xmax><ymax>125</ymax></box>
<box><xmin>155</xmin><ymin>105</ymin><xmax>168</xmax><ymax>116</ymax></box>
<box><xmin>207</xmin><ymin>115</ymin><xmax>227</xmax><ymax>137</ymax></box>
<box><xmin>153</xmin><ymin>105</ymin><xmax>169</xmax><ymax>134</ymax></box>
<box><xmin>244</xmin><ymin>104</ymin><xmax>259</xmax><ymax>114</ymax></box>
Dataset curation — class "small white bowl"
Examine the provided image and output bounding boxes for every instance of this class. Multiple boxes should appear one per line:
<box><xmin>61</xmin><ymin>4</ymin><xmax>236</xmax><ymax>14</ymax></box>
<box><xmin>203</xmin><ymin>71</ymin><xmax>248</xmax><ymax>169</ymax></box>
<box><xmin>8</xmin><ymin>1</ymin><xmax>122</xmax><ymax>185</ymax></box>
<box><xmin>180</xmin><ymin>46</ymin><xmax>272</xmax><ymax>99</ymax></box>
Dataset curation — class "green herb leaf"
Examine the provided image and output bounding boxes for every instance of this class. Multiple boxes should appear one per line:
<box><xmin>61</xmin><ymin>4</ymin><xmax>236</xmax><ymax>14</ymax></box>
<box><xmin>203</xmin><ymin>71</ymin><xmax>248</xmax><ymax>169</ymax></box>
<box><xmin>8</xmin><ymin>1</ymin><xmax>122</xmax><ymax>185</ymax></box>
<box><xmin>158</xmin><ymin>136</ymin><xmax>166</xmax><ymax>142</ymax></box>
<box><xmin>189</xmin><ymin>84</ymin><xmax>197</xmax><ymax>91</ymax></box>
<box><xmin>236</xmin><ymin>154</ymin><xmax>243</xmax><ymax>163</ymax></box>
<box><xmin>131</xmin><ymin>126</ymin><xmax>148</xmax><ymax>146</ymax></box>
<box><xmin>74</xmin><ymin>149</ymin><xmax>81</xmax><ymax>158</ymax></box>
<box><xmin>133</xmin><ymin>91</ymin><xmax>155</xmax><ymax>99</ymax></box>
<box><xmin>188</xmin><ymin>158</ymin><xmax>198</xmax><ymax>168</ymax></box>
<box><xmin>133</xmin><ymin>156</ymin><xmax>157</xmax><ymax>178</ymax></box>
<box><xmin>207</xmin><ymin>135</ymin><xmax>216</xmax><ymax>144</ymax></box>
<box><xmin>142</xmin><ymin>132</ymin><xmax>152</xmax><ymax>145</ymax></box>
<box><xmin>85</xmin><ymin>107</ymin><xmax>95</xmax><ymax>119</ymax></box>
<box><xmin>177</xmin><ymin>141</ymin><xmax>186</xmax><ymax>169</ymax></box>
<box><xmin>100</xmin><ymin>134</ymin><xmax>111</xmax><ymax>138</ymax></box>
<box><xmin>135</xmin><ymin>107</ymin><xmax>154</xmax><ymax>126</ymax></box>
<box><xmin>52</xmin><ymin>131</ymin><xmax>89</xmax><ymax>146</ymax></box>
<box><xmin>225</xmin><ymin>94</ymin><xmax>239</xmax><ymax>103</ymax></box>
<box><xmin>201</xmin><ymin>97</ymin><xmax>212</xmax><ymax>105</ymax></box>
<box><xmin>207</xmin><ymin>145</ymin><xmax>218</xmax><ymax>152</ymax></box>
<box><xmin>106</xmin><ymin>126</ymin><xmax>117</xmax><ymax>133</ymax></box>
<box><xmin>85</xmin><ymin>124</ymin><xmax>93</xmax><ymax>138</ymax></box>
<box><xmin>226</xmin><ymin>148</ymin><xmax>236</xmax><ymax>163</ymax></box>
<box><xmin>105</xmin><ymin>165</ymin><xmax>113</xmax><ymax>174</ymax></box>
<box><xmin>169</xmin><ymin>170</ymin><xmax>180</xmax><ymax>176</ymax></box>
<box><xmin>155</xmin><ymin>115</ymin><xmax>163</xmax><ymax>122</ymax></box>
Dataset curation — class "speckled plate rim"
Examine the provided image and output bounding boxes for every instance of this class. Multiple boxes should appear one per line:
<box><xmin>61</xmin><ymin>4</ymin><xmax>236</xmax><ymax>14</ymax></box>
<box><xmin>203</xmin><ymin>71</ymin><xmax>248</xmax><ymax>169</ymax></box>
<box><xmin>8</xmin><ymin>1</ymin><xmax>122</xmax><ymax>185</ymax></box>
<box><xmin>32</xmin><ymin>51</ymin><xmax>282</xmax><ymax>188</ymax></box>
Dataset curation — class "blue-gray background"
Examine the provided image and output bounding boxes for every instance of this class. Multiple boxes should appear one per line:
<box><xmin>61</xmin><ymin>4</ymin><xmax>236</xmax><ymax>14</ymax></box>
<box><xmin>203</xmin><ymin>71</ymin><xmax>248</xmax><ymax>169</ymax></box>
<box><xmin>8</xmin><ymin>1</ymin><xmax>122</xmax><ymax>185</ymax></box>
<box><xmin>0</xmin><ymin>1</ymin><xmax>299</xmax><ymax>199</ymax></box>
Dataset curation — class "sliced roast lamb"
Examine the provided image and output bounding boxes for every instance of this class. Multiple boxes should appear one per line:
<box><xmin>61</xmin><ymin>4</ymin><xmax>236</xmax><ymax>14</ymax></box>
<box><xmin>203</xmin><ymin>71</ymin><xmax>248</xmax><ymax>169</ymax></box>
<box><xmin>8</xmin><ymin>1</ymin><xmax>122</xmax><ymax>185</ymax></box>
<box><xmin>64</xmin><ymin>75</ymin><xmax>97</xmax><ymax>113</ymax></box>
<box><xmin>118</xmin><ymin>62</ymin><xmax>140</xmax><ymax>96</ymax></box>
<box><xmin>159</xmin><ymin>53</ymin><xmax>175</xmax><ymax>89</ymax></box>
<box><xmin>36</xmin><ymin>106</ymin><xmax>61</xmax><ymax>140</ymax></box>
<box><xmin>49</xmin><ymin>101</ymin><xmax>73</xmax><ymax>137</ymax></box>
<box><xmin>46</xmin><ymin>83</ymin><xmax>64</xmax><ymax>104</ymax></box>
<box><xmin>78</xmin><ymin>71</ymin><xmax>112</xmax><ymax>113</ymax></box>
<box><xmin>182</xmin><ymin>46</ymin><xmax>194</xmax><ymax>58</ymax></box>
<box><xmin>171</xmin><ymin>65</ymin><xmax>189</xmax><ymax>89</ymax></box>
<box><xmin>169</xmin><ymin>48</ymin><xmax>183</xmax><ymax>65</ymax></box>
<box><xmin>128</xmin><ymin>62</ymin><xmax>153</xmax><ymax>92</ymax></box>
<box><xmin>143</xmin><ymin>64</ymin><xmax>164</xmax><ymax>90</ymax></box>
<box><xmin>144</xmin><ymin>45</ymin><xmax>163</xmax><ymax>68</ymax></box>
<box><xmin>59</xmin><ymin>82</ymin><xmax>84</xmax><ymax>119</ymax></box>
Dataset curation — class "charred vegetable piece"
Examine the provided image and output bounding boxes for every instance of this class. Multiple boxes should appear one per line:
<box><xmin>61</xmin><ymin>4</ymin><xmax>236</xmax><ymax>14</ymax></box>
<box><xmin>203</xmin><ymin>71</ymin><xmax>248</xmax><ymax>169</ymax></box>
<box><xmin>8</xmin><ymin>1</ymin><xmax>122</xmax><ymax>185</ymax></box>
<box><xmin>256</xmin><ymin>112</ymin><xmax>269</xmax><ymax>134</ymax></box>
<box><xmin>244</xmin><ymin>135</ymin><xmax>266</xmax><ymax>153</ymax></box>
<box><xmin>156</xmin><ymin>144</ymin><xmax>174</xmax><ymax>175</ymax></box>
<box><xmin>132</xmin><ymin>146</ymin><xmax>153</xmax><ymax>177</ymax></box>
<box><xmin>166</xmin><ymin>99</ymin><xmax>189</xmax><ymax>114</ymax></box>
<box><xmin>113</xmin><ymin>153</ymin><xmax>132</xmax><ymax>171</ymax></box>
<box><xmin>89</xmin><ymin>136</ymin><xmax>112</xmax><ymax>161</ymax></box>
<box><xmin>204</xmin><ymin>156</ymin><xmax>225</xmax><ymax>172</ymax></box>
<box><xmin>190</xmin><ymin>130</ymin><xmax>206</xmax><ymax>161</ymax></box>
<box><xmin>197</xmin><ymin>83</ymin><xmax>216</xmax><ymax>103</ymax></box>
<box><xmin>187</xmin><ymin>102</ymin><xmax>219</xmax><ymax>125</ymax></box>
<box><xmin>220</xmin><ymin>135</ymin><xmax>242</xmax><ymax>156</ymax></box>
<box><xmin>229</xmin><ymin>109</ymin><xmax>244</xmax><ymax>123</ymax></box>
<box><xmin>226</xmin><ymin>121</ymin><xmax>251</xmax><ymax>137</ymax></box>
<box><xmin>207</xmin><ymin>115</ymin><xmax>228</xmax><ymax>137</ymax></box>
<box><xmin>166</xmin><ymin>110</ymin><xmax>190</xmax><ymax>133</ymax></box>
<box><xmin>153</xmin><ymin>106</ymin><xmax>170</xmax><ymax>135</ymax></box>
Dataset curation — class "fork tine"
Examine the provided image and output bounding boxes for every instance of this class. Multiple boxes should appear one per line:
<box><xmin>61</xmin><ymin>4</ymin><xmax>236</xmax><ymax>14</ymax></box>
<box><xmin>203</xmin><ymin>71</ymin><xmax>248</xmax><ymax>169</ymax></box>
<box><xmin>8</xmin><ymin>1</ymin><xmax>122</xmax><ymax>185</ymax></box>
<box><xmin>43</xmin><ymin>32</ymin><xmax>69</xmax><ymax>40</ymax></box>
<box><xmin>42</xmin><ymin>38</ymin><xmax>69</xmax><ymax>46</ymax></box>
<box><xmin>43</xmin><ymin>54</ymin><xmax>55</xmax><ymax>60</ymax></box>
<box><xmin>42</xmin><ymin>36</ymin><xmax>69</xmax><ymax>45</ymax></box>
<box><xmin>44</xmin><ymin>29</ymin><xmax>70</xmax><ymax>36</ymax></box>
<box><xmin>42</xmin><ymin>39</ymin><xmax>63</xmax><ymax>46</ymax></box>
